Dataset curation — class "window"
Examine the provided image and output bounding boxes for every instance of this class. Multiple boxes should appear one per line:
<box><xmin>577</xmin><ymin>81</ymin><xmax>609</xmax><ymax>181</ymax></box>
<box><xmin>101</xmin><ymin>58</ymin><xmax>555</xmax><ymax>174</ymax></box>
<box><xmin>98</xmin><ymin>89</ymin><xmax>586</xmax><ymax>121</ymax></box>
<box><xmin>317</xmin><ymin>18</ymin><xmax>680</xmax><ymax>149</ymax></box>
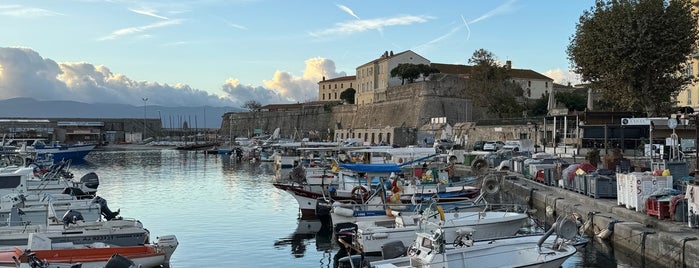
<box><xmin>387</xmin><ymin>133</ymin><xmax>391</xmax><ymax>144</ymax></box>
<box><xmin>341</xmin><ymin>83</ymin><xmax>344</xmax><ymax>88</ymax></box>
<box><xmin>322</xmin><ymin>94</ymin><xmax>325</xmax><ymax>100</ymax></box>
<box><xmin>528</xmin><ymin>81</ymin><xmax>531</xmax><ymax>87</ymax></box>
<box><xmin>545</xmin><ymin>82</ymin><xmax>548</xmax><ymax>88</ymax></box>
<box><xmin>350</xmin><ymin>83</ymin><xmax>353</xmax><ymax>88</ymax></box>
<box><xmin>334</xmin><ymin>92</ymin><xmax>337</xmax><ymax>99</ymax></box>
<box><xmin>322</xmin><ymin>85</ymin><xmax>325</xmax><ymax>89</ymax></box>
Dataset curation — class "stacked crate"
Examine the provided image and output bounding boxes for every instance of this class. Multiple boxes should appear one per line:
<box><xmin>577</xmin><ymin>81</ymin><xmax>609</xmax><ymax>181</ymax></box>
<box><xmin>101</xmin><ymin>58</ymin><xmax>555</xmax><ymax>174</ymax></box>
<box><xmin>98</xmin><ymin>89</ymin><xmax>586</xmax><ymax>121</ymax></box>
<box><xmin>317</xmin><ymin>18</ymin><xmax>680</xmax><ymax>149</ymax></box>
<box><xmin>616</xmin><ymin>173</ymin><xmax>673</xmax><ymax>212</ymax></box>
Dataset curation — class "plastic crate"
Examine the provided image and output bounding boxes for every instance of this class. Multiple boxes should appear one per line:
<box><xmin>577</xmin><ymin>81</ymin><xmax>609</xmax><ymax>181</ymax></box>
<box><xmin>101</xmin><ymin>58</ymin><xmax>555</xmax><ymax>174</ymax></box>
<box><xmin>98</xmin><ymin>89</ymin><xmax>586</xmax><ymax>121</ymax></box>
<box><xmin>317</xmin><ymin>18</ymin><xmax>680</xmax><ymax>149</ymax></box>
<box><xmin>574</xmin><ymin>174</ymin><xmax>588</xmax><ymax>195</ymax></box>
<box><xmin>646</xmin><ymin>197</ymin><xmax>671</xmax><ymax>219</ymax></box>
<box><xmin>587</xmin><ymin>174</ymin><xmax>617</xmax><ymax>199</ymax></box>
<box><xmin>616</xmin><ymin>173</ymin><xmax>673</xmax><ymax>212</ymax></box>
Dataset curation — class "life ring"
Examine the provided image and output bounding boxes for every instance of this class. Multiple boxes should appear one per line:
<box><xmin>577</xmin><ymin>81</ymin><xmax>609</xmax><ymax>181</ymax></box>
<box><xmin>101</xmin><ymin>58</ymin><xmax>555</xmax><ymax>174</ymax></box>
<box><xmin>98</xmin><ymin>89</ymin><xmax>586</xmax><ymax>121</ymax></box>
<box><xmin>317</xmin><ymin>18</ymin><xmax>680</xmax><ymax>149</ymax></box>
<box><xmin>351</xmin><ymin>186</ymin><xmax>370</xmax><ymax>200</ymax></box>
<box><xmin>398</xmin><ymin>158</ymin><xmax>404</xmax><ymax>164</ymax></box>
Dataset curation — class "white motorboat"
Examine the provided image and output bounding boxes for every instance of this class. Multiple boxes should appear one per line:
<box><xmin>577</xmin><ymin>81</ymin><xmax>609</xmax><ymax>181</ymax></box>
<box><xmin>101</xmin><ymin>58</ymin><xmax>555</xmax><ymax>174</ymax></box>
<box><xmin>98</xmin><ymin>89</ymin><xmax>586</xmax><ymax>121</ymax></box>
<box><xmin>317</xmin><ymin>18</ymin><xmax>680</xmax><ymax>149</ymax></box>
<box><xmin>365</xmin><ymin>217</ymin><xmax>579</xmax><ymax>268</ymax></box>
<box><xmin>356</xmin><ymin>205</ymin><xmax>530</xmax><ymax>255</ymax></box>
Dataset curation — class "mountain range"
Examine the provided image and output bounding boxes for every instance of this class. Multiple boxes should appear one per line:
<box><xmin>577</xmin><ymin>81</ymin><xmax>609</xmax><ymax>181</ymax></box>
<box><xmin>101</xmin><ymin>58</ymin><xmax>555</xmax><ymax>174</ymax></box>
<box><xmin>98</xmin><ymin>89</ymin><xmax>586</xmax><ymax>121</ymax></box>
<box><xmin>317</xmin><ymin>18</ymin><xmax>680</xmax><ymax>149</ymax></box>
<box><xmin>0</xmin><ymin>98</ymin><xmax>240</xmax><ymax>129</ymax></box>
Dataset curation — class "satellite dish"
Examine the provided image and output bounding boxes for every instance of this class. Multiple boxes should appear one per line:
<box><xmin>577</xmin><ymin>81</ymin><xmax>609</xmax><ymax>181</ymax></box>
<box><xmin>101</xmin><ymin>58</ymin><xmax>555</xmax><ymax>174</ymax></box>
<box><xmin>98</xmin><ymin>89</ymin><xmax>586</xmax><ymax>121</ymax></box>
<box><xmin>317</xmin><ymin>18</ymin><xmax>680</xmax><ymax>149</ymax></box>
<box><xmin>482</xmin><ymin>175</ymin><xmax>500</xmax><ymax>195</ymax></box>
<box><xmin>556</xmin><ymin>218</ymin><xmax>579</xmax><ymax>240</ymax></box>
<box><xmin>471</xmin><ymin>158</ymin><xmax>488</xmax><ymax>175</ymax></box>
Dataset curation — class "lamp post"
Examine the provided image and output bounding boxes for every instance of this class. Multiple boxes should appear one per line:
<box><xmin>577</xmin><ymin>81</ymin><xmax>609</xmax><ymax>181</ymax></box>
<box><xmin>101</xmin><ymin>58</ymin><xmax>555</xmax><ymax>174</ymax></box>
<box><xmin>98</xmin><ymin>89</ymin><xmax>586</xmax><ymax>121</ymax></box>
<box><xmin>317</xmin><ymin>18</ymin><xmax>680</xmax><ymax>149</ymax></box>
<box><xmin>142</xmin><ymin>97</ymin><xmax>148</xmax><ymax>141</ymax></box>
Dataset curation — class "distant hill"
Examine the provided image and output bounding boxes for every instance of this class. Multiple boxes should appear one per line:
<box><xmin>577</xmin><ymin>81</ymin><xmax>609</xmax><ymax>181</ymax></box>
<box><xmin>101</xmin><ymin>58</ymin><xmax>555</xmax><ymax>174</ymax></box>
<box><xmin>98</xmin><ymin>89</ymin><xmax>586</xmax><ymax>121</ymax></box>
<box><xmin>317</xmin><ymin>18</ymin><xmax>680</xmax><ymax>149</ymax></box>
<box><xmin>0</xmin><ymin>98</ymin><xmax>241</xmax><ymax>128</ymax></box>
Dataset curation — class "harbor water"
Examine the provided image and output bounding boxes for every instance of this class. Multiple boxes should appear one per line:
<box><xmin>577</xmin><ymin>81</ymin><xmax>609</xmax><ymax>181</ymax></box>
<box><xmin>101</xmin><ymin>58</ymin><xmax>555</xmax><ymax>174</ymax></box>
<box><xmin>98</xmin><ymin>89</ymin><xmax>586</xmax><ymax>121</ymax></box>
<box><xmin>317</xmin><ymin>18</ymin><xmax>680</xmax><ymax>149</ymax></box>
<box><xmin>71</xmin><ymin>148</ymin><xmax>651</xmax><ymax>267</ymax></box>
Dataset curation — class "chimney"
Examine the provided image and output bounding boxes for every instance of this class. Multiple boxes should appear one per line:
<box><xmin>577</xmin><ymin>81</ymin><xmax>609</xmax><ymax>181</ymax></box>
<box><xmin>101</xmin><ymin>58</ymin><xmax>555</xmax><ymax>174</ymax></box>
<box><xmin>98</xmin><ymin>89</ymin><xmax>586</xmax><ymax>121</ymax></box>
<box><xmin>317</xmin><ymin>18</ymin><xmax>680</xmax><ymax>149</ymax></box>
<box><xmin>322</xmin><ymin>76</ymin><xmax>326</xmax><ymax>81</ymax></box>
<box><xmin>505</xmin><ymin>60</ymin><xmax>512</xmax><ymax>69</ymax></box>
<box><xmin>390</xmin><ymin>51</ymin><xmax>394</xmax><ymax>56</ymax></box>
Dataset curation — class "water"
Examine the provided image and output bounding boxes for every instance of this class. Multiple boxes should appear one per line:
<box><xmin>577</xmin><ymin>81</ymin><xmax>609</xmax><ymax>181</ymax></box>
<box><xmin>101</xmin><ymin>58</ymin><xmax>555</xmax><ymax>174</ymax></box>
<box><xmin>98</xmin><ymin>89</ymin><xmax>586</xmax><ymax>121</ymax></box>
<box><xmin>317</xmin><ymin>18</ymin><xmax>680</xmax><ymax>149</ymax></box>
<box><xmin>70</xmin><ymin>149</ymin><xmax>648</xmax><ymax>267</ymax></box>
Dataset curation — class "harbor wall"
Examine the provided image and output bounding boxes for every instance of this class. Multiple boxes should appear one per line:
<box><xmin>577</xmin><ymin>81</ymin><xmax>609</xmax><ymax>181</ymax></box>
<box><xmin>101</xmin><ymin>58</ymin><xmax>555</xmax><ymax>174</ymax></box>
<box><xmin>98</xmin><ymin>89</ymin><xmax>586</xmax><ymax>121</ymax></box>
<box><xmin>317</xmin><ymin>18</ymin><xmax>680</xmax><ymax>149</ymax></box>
<box><xmin>499</xmin><ymin>175</ymin><xmax>699</xmax><ymax>267</ymax></box>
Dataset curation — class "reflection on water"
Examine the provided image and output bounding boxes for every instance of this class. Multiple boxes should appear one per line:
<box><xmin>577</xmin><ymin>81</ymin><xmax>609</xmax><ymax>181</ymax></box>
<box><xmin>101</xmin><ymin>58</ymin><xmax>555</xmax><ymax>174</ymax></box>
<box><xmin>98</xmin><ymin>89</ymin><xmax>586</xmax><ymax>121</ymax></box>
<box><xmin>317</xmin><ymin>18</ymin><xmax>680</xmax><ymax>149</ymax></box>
<box><xmin>68</xmin><ymin>149</ymin><xmax>662</xmax><ymax>267</ymax></box>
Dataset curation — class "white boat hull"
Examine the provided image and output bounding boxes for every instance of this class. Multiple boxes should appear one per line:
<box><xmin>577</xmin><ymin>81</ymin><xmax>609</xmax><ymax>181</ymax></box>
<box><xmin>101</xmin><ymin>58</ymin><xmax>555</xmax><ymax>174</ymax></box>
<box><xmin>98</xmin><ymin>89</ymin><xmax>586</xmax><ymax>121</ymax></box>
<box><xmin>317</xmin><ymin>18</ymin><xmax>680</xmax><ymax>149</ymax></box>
<box><xmin>358</xmin><ymin>211</ymin><xmax>528</xmax><ymax>254</ymax></box>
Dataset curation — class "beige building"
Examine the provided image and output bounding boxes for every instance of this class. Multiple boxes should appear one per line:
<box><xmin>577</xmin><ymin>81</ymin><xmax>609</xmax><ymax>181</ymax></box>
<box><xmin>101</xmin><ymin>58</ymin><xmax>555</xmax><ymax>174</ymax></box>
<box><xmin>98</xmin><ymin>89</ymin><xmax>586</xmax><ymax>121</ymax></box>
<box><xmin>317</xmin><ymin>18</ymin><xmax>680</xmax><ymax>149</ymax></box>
<box><xmin>672</xmin><ymin>0</ymin><xmax>699</xmax><ymax>109</ymax></box>
<box><xmin>318</xmin><ymin>75</ymin><xmax>356</xmax><ymax>102</ymax></box>
<box><xmin>355</xmin><ymin>50</ymin><xmax>431</xmax><ymax>105</ymax></box>
<box><xmin>432</xmin><ymin>61</ymin><xmax>553</xmax><ymax>100</ymax></box>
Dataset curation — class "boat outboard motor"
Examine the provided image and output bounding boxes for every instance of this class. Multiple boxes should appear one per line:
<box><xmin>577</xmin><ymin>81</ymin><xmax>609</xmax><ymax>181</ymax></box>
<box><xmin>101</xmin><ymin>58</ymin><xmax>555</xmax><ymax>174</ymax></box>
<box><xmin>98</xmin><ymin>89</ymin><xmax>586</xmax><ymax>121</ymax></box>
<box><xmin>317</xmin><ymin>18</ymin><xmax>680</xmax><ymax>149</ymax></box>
<box><xmin>79</xmin><ymin>172</ymin><xmax>100</xmax><ymax>194</ymax></box>
<box><xmin>333</xmin><ymin>222</ymin><xmax>358</xmax><ymax>248</ymax></box>
<box><xmin>61</xmin><ymin>209</ymin><xmax>84</xmax><ymax>225</ymax></box>
<box><xmin>92</xmin><ymin>196</ymin><xmax>120</xmax><ymax>220</ymax></box>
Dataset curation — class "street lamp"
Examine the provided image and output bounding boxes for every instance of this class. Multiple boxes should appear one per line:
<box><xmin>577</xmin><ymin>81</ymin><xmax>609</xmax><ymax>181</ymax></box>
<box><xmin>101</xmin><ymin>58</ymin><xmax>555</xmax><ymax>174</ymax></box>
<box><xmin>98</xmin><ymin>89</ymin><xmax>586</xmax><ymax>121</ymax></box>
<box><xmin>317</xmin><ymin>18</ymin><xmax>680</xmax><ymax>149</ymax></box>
<box><xmin>142</xmin><ymin>97</ymin><xmax>148</xmax><ymax>141</ymax></box>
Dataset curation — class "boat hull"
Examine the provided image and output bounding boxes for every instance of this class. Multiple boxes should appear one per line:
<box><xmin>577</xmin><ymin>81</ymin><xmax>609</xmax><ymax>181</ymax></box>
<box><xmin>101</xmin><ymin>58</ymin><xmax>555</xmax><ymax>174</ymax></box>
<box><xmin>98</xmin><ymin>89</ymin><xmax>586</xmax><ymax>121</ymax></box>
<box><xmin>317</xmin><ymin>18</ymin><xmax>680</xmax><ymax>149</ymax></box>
<box><xmin>35</xmin><ymin>144</ymin><xmax>95</xmax><ymax>163</ymax></box>
<box><xmin>358</xmin><ymin>212</ymin><xmax>529</xmax><ymax>254</ymax></box>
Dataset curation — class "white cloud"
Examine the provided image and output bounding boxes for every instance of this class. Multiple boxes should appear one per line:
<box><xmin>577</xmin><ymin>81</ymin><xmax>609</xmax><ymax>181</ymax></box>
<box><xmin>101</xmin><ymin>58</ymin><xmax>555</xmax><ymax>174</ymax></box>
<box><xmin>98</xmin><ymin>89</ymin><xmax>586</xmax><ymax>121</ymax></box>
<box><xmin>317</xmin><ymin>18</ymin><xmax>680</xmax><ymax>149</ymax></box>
<box><xmin>309</xmin><ymin>15</ymin><xmax>431</xmax><ymax>37</ymax></box>
<box><xmin>337</xmin><ymin>4</ymin><xmax>360</xmax><ymax>20</ymax></box>
<box><xmin>469</xmin><ymin>0</ymin><xmax>517</xmax><ymax>24</ymax></box>
<box><xmin>220</xmin><ymin>57</ymin><xmax>347</xmax><ymax>105</ymax></box>
<box><xmin>544</xmin><ymin>69</ymin><xmax>582</xmax><ymax>86</ymax></box>
<box><xmin>99</xmin><ymin>19</ymin><xmax>183</xmax><ymax>41</ymax></box>
<box><xmin>0</xmin><ymin>47</ymin><xmax>234</xmax><ymax>107</ymax></box>
<box><xmin>129</xmin><ymin>8</ymin><xmax>170</xmax><ymax>20</ymax></box>
<box><xmin>0</xmin><ymin>47</ymin><xmax>350</xmax><ymax>109</ymax></box>
<box><xmin>0</xmin><ymin>4</ymin><xmax>64</xmax><ymax>18</ymax></box>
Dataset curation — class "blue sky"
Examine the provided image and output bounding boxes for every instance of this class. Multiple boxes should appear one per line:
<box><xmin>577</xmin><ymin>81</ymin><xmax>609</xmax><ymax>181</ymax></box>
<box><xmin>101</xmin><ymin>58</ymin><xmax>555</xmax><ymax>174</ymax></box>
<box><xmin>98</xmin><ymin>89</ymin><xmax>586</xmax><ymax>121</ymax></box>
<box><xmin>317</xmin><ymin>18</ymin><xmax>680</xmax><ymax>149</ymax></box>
<box><xmin>0</xmin><ymin>0</ymin><xmax>593</xmax><ymax>108</ymax></box>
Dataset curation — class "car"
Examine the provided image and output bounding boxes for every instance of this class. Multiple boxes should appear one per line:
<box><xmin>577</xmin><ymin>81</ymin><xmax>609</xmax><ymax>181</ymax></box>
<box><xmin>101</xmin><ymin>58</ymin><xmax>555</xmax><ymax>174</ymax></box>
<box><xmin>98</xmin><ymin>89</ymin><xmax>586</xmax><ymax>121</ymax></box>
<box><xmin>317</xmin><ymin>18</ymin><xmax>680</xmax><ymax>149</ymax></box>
<box><xmin>502</xmin><ymin>141</ymin><xmax>521</xmax><ymax>152</ymax></box>
<box><xmin>483</xmin><ymin>141</ymin><xmax>504</xmax><ymax>151</ymax></box>
<box><xmin>472</xmin><ymin>140</ymin><xmax>486</xmax><ymax>151</ymax></box>
<box><xmin>434</xmin><ymin>139</ymin><xmax>454</xmax><ymax>150</ymax></box>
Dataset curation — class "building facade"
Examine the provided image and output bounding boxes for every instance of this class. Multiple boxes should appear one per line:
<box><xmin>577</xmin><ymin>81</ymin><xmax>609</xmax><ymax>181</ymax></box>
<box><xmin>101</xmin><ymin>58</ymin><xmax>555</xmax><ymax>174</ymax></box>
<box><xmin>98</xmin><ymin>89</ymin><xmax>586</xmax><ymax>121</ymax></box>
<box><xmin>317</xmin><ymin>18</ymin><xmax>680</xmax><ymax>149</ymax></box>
<box><xmin>355</xmin><ymin>50</ymin><xmax>431</xmax><ymax>105</ymax></box>
<box><xmin>318</xmin><ymin>75</ymin><xmax>356</xmax><ymax>102</ymax></box>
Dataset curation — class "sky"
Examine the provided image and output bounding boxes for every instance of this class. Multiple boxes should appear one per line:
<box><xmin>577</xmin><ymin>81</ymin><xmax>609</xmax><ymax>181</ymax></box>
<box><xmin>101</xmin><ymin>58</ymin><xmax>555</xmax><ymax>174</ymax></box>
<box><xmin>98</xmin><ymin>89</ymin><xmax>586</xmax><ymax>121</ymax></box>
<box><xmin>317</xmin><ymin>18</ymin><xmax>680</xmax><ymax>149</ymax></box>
<box><xmin>0</xmin><ymin>0</ymin><xmax>594</xmax><ymax>109</ymax></box>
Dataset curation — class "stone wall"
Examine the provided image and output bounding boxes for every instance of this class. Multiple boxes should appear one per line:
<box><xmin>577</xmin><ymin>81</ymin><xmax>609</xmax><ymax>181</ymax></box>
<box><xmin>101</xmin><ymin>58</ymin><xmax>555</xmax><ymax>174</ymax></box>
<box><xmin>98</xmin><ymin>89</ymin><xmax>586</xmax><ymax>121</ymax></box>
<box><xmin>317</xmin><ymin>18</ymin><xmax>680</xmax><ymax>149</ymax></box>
<box><xmin>224</xmin><ymin>74</ymin><xmax>479</xmax><ymax>143</ymax></box>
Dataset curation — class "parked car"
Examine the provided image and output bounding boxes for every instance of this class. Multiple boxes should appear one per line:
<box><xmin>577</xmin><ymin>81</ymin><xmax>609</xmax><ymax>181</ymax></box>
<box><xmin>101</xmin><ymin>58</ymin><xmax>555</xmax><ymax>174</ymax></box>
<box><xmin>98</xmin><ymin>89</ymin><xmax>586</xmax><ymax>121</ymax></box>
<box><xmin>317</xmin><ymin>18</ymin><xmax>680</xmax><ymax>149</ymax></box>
<box><xmin>483</xmin><ymin>141</ymin><xmax>504</xmax><ymax>151</ymax></box>
<box><xmin>472</xmin><ymin>140</ymin><xmax>486</xmax><ymax>151</ymax></box>
<box><xmin>502</xmin><ymin>141</ymin><xmax>521</xmax><ymax>152</ymax></box>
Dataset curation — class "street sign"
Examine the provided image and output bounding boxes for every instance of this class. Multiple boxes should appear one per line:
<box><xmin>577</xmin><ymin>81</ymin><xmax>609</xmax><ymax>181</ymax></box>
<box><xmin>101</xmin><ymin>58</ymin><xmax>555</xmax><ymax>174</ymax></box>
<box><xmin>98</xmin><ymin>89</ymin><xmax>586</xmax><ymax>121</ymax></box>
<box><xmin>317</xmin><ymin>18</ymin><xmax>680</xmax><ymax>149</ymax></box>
<box><xmin>621</xmin><ymin>118</ymin><xmax>650</xmax><ymax>125</ymax></box>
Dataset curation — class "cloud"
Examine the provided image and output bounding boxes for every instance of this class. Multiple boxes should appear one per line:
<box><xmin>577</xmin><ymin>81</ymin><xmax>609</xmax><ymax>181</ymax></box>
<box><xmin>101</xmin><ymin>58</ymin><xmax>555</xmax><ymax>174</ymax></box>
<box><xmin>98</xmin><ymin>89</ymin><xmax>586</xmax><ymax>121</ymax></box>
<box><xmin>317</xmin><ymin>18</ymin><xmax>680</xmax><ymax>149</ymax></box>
<box><xmin>0</xmin><ymin>47</ymin><xmax>234</xmax><ymax>107</ymax></box>
<box><xmin>0</xmin><ymin>47</ymin><xmax>349</xmax><ymax>109</ymax></box>
<box><xmin>129</xmin><ymin>8</ymin><xmax>170</xmax><ymax>20</ymax></box>
<box><xmin>0</xmin><ymin>4</ymin><xmax>64</xmax><ymax>18</ymax></box>
<box><xmin>309</xmin><ymin>15</ymin><xmax>431</xmax><ymax>37</ymax></box>
<box><xmin>99</xmin><ymin>19</ymin><xmax>183</xmax><ymax>41</ymax></box>
<box><xmin>469</xmin><ymin>0</ymin><xmax>517</xmax><ymax>24</ymax></box>
<box><xmin>220</xmin><ymin>57</ymin><xmax>347</xmax><ymax>105</ymax></box>
<box><xmin>337</xmin><ymin>4</ymin><xmax>360</xmax><ymax>20</ymax></box>
<box><xmin>544</xmin><ymin>69</ymin><xmax>582</xmax><ymax>86</ymax></box>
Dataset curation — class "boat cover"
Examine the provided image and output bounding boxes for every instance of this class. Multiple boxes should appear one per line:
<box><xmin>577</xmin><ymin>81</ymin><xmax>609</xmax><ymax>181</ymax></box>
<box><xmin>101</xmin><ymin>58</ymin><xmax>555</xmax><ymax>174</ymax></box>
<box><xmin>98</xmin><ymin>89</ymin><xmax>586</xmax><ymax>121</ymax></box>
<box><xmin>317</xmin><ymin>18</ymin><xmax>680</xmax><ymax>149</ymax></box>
<box><xmin>338</xmin><ymin>163</ymin><xmax>402</xmax><ymax>173</ymax></box>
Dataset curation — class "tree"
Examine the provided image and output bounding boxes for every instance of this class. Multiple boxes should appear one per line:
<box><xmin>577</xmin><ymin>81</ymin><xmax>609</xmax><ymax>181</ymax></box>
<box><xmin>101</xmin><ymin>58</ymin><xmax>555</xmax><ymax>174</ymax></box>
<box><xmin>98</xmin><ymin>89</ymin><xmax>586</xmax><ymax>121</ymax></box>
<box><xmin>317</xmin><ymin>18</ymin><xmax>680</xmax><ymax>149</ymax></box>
<box><xmin>529</xmin><ymin>92</ymin><xmax>550</xmax><ymax>116</ymax></box>
<box><xmin>242</xmin><ymin>100</ymin><xmax>262</xmax><ymax>112</ymax></box>
<box><xmin>567</xmin><ymin>0</ymin><xmax>699</xmax><ymax>116</ymax></box>
<box><xmin>339</xmin><ymin>88</ymin><xmax>356</xmax><ymax>104</ymax></box>
<box><xmin>466</xmin><ymin>48</ymin><xmax>525</xmax><ymax>118</ymax></box>
<box><xmin>390</xmin><ymin>63</ymin><xmax>421</xmax><ymax>84</ymax></box>
<box><xmin>555</xmin><ymin>91</ymin><xmax>587</xmax><ymax>111</ymax></box>
<box><xmin>416</xmin><ymin>64</ymin><xmax>440</xmax><ymax>81</ymax></box>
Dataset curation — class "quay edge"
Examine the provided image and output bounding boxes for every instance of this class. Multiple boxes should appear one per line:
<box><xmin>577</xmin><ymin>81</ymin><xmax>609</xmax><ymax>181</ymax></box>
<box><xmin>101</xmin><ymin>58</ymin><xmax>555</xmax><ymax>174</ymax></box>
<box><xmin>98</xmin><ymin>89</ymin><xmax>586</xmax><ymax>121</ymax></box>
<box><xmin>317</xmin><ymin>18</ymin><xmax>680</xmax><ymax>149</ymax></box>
<box><xmin>454</xmin><ymin>166</ymin><xmax>699</xmax><ymax>267</ymax></box>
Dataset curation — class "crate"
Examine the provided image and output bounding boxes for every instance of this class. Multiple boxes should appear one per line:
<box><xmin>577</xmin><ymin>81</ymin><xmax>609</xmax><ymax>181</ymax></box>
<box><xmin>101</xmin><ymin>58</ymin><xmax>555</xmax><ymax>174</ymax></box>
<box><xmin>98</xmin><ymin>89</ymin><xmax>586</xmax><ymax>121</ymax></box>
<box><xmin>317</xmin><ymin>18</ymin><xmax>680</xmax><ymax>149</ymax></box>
<box><xmin>616</xmin><ymin>173</ymin><xmax>673</xmax><ymax>212</ymax></box>
<box><xmin>574</xmin><ymin>174</ymin><xmax>588</xmax><ymax>195</ymax></box>
<box><xmin>587</xmin><ymin>174</ymin><xmax>617</xmax><ymax>199</ymax></box>
<box><xmin>646</xmin><ymin>197</ymin><xmax>671</xmax><ymax>219</ymax></box>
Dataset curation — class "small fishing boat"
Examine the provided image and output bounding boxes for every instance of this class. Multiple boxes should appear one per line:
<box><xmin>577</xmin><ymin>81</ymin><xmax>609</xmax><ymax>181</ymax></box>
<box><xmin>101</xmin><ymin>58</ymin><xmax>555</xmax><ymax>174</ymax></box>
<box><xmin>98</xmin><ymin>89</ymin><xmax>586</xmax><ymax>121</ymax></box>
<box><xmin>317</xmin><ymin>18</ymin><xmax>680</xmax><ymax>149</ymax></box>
<box><xmin>342</xmin><ymin>216</ymin><xmax>578</xmax><ymax>268</ymax></box>
<box><xmin>0</xmin><ymin>233</ymin><xmax>178</xmax><ymax>268</ymax></box>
